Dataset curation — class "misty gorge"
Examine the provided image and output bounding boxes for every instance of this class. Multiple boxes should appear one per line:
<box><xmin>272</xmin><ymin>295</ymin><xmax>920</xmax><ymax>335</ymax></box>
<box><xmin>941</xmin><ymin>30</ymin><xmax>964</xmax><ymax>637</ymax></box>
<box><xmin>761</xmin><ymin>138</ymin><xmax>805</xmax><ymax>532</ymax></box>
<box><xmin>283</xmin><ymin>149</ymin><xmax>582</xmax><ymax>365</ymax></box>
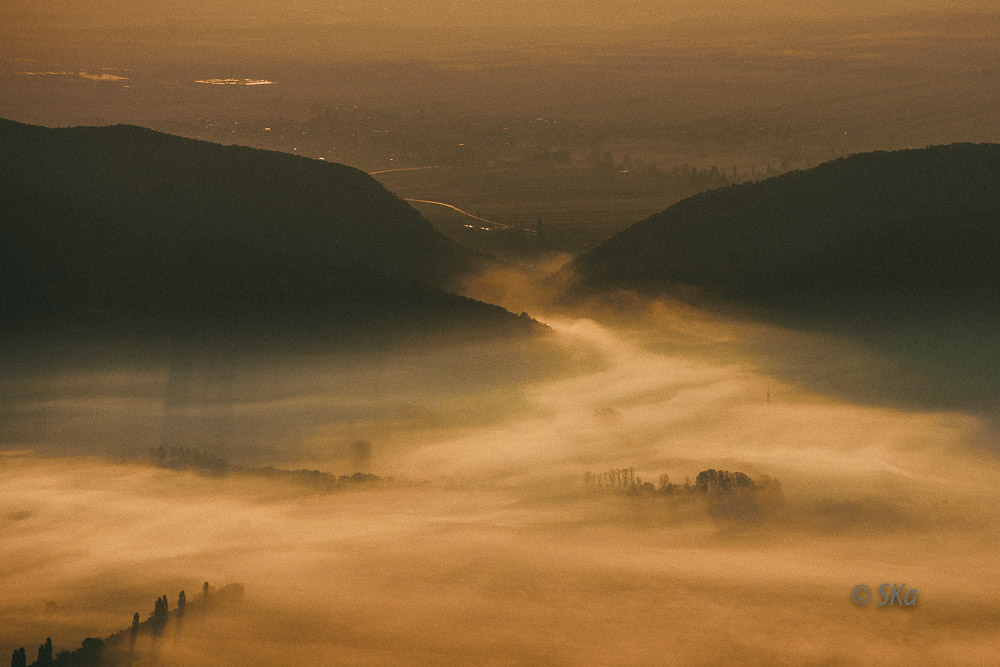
<box><xmin>3</xmin><ymin>3</ymin><xmax>1000</xmax><ymax>665</ymax></box>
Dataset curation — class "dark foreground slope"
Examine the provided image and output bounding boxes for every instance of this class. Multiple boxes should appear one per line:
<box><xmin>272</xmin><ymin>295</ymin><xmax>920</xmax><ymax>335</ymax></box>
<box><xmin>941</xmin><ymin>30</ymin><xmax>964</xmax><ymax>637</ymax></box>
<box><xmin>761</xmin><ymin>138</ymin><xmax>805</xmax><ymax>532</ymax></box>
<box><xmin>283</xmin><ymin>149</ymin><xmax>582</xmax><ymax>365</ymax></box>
<box><xmin>573</xmin><ymin>144</ymin><xmax>1000</xmax><ymax>409</ymax></box>
<box><xmin>0</xmin><ymin>119</ymin><xmax>536</xmax><ymax>345</ymax></box>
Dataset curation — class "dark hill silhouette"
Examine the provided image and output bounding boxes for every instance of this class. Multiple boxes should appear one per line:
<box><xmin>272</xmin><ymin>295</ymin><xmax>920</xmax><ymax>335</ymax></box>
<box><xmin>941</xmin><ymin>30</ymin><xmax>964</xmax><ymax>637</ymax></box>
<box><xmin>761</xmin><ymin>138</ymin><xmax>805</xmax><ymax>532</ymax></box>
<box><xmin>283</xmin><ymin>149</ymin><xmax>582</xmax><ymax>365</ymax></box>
<box><xmin>572</xmin><ymin>144</ymin><xmax>1000</xmax><ymax>410</ymax></box>
<box><xmin>0</xmin><ymin>119</ymin><xmax>537</xmax><ymax>344</ymax></box>
<box><xmin>574</xmin><ymin>144</ymin><xmax>1000</xmax><ymax>315</ymax></box>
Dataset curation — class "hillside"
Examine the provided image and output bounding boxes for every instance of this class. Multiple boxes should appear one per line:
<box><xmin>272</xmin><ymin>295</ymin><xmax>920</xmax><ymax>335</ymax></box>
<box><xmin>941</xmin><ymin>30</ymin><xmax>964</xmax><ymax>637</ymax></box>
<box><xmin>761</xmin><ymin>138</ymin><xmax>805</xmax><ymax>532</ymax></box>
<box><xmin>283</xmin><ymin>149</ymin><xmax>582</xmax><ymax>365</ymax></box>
<box><xmin>0</xmin><ymin>119</ymin><xmax>536</xmax><ymax>343</ymax></box>
<box><xmin>573</xmin><ymin>143</ymin><xmax>1000</xmax><ymax>319</ymax></box>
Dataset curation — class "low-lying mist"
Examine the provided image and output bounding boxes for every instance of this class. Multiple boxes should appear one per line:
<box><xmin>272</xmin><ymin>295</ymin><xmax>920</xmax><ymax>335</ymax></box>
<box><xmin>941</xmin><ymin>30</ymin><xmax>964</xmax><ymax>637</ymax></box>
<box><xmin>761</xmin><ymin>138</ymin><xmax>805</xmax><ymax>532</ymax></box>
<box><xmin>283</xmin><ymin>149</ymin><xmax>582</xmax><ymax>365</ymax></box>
<box><xmin>3</xmin><ymin>261</ymin><xmax>999</xmax><ymax>664</ymax></box>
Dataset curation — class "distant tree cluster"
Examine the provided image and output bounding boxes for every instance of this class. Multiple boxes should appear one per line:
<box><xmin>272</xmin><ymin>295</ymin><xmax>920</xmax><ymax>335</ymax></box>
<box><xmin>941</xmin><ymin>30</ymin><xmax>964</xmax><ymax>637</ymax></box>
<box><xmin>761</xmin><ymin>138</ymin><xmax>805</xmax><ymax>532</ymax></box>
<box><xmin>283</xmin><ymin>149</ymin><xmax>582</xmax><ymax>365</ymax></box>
<box><xmin>584</xmin><ymin>467</ymin><xmax>784</xmax><ymax>521</ymax></box>
<box><xmin>584</xmin><ymin>468</ymin><xmax>695</xmax><ymax>495</ymax></box>
<box><xmin>664</xmin><ymin>163</ymin><xmax>730</xmax><ymax>190</ymax></box>
<box><xmin>584</xmin><ymin>468</ymin><xmax>656</xmax><ymax>495</ymax></box>
<box><xmin>151</xmin><ymin>445</ymin><xmax>228</xmax><ymax>474</ymax></box>
<box><xmin>244</xmin><ymin>467</ymin><xmax>382</xmax><ymax>491</ymax></box>
<box><xmin>149</xmin><ymin>446</ymin><xmax>385</xmax><ymax>491</ymax></box>
<box><xmin>11</xmin><ymin>583</ymin><xmax>245</xmax><ymax>667</ymax></box>
<box><xmin>585</xmin><ymin>151</ymin><xmax>731</xmax><ymax>187</ymax></box>
<box><xmin>31</xmin><ymin>639</ymin><xmax>51</xmax><ymax>667</ymax></box>
<box><xmin>694</xmin><ymin>469</ymin><xmax>755</xmax><ymax>494</ymax></box>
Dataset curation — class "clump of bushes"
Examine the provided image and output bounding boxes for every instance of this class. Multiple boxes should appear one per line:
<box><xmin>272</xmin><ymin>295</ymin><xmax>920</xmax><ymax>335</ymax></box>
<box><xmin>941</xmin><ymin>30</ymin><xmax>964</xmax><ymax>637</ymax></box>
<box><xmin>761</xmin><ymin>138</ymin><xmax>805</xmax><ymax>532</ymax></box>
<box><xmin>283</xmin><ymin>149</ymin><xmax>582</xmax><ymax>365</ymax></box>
<box><xmin>583</xmin><ymin>467</ymin><xmax>784</xmax><ymax>521</ymax></box>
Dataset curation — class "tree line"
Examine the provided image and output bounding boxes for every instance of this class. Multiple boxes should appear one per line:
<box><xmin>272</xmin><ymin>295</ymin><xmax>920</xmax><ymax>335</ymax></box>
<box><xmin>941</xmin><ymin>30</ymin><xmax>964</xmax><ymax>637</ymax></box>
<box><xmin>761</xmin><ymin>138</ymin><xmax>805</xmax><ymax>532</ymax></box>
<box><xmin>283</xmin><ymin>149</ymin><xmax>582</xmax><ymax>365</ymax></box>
<box><xmin>151</xmin><ymin>445</ymin><xmax>384</xmax><ymax>491</ymax></box>
<box><xmin>10</xmin><ymin>581</ymin><xmax>244</xmax><ymax>667</ymax></box>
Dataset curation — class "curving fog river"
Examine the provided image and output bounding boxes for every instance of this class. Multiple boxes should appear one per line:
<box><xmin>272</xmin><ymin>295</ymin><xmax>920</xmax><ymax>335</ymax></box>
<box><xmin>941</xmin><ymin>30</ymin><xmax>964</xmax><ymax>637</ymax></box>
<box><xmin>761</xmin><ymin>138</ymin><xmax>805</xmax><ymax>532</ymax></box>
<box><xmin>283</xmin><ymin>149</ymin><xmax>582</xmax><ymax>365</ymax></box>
<box><xmin>2</xmin><ymin>292</ymin><xmax>999</xmax><ymax>665</ymax></box>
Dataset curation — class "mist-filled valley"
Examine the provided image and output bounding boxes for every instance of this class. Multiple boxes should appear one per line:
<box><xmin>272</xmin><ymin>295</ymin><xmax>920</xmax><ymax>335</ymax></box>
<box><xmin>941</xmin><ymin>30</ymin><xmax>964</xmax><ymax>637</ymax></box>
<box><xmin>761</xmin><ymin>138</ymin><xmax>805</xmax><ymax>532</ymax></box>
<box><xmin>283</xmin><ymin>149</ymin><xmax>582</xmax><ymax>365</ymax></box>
<box><xmin>4</xmin><ymin>270</ymin><xmax>1000</xmax><ymax>664</ymax></box>
<box><xmin>5</xmin><ymin>2</ymin><xmax>1000</xmax><ymax>662</ymax></box>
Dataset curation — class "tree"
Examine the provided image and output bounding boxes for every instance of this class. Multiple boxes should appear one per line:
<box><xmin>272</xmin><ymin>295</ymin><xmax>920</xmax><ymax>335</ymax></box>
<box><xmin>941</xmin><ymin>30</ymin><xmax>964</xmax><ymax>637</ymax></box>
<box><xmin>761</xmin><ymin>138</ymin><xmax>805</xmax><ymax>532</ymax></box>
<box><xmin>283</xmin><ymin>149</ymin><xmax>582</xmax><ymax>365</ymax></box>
<box><xmin>74</xmin><ymin>638</ymin><xmax>103</xmax><ymax>664</ymax></box>
<box><xmin>35</xmin><ymin>638</ymin><xmax>53</xmax><ymax>666</ymax></box>
<box><xmin>11</xmin><ymin>647</ymin><xmax>26</xmax><ymax>667</ymax></box>
<box><xmin>152</xmin><ymin>595</ymin><xmax>169</xmax><ymax>635</ymax></box>
<box><xmin>130</xmin><ymin>611</ymin><xmax>140</xmax><ymax>649</ymax></box>
<box><xmin>177</xmin><ymin>590</ymin><xmax>186</xmax><ymax>619</ymax></box>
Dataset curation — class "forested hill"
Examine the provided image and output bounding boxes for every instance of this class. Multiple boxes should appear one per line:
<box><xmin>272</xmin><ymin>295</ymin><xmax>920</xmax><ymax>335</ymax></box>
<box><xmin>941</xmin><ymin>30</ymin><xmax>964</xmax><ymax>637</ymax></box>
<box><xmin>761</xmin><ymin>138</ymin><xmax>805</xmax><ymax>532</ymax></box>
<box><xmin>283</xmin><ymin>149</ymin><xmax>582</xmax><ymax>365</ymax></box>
<box><xmin>572</xmin><ymin>143</ymin><xmax>1000</xmax><ymax>320</ymax></box>
<box><xmin>0</xmin><ymin>119</ymin><xmax>535</xmax><ymax>343</ymax></box>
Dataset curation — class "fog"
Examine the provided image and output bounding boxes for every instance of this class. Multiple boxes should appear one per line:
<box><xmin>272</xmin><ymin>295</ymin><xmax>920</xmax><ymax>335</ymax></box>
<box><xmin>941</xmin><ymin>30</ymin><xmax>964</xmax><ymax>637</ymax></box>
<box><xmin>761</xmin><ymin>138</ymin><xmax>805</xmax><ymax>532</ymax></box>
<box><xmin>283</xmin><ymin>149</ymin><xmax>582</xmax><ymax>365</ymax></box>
<box><xmin>3</xmin><ymin>266</ymin><xmax>999</xmax><ymax>664</ymax></box>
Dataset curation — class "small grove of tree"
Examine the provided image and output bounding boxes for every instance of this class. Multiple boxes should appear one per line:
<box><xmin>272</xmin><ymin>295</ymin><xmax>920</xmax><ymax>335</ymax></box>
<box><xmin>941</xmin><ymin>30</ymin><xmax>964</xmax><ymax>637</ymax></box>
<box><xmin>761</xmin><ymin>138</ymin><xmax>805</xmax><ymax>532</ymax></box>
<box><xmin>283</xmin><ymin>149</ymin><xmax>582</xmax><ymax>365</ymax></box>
<box><xmin>242</xmin><ymin>467</ymin><xmax>382</xmax><ymax>490</ymax></box>
<box><xmin>584</xmin><ymin>468</ymin><xmax>679</xmax><ymax>495</ymax></box>
<box><xmin>150</xmin><ymin>446</ymin><xmax>384</xmax><ymax>492</ymax></box>
<box><xmin>151</xmin><ymin>595</ymin><xmax>169</xmax><ymax>636</ymax></box>
<box><xmin>50</xmin><ymin>639</ymin><xmax>102</xmax><ymax>667</ymax></box>
<box><xmin>584</xmin><ymin>467</ymin><xmax>784</xmax><ymax>521</ymax></box>
<box><xmin>583</xmin><ymin>468</ymin><xmax>650</xmax><ymax>495</ymax></box>
<box><xmin>694</xmin><ymin>469</ymin><xmax>754</xmax><ymax>495</ymax></box>
<box><xmin>35</xmin><ymin>638</ymin><xmax>52</xmax><ymax>666</ymax></box>
<box><xmin>10</xmin><ymin>648</ymin><xmax>26</xmax><ymax>667</ymax></box>
<box><xmin>585</xmin><ymin>468</ymin><xmax>765</xmax><ymax>496</ymax></box>
<box><xmin>151</xmin><ymin>445</ymin><xmax>228</xmax><ymax>475</ymax></box>
<box><xmin>696</xmin><ymin>469</ymin><xmax>784</xmax><ymax>521</ymax></box>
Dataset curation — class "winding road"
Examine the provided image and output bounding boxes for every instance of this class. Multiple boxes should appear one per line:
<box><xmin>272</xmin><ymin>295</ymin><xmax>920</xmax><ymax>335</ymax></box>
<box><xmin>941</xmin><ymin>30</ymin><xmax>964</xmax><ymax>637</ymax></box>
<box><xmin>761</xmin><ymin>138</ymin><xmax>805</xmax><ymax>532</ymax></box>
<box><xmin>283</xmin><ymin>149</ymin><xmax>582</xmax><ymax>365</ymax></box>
<box><xmin>403</xmin><ymin>198</ymin><xmax>512</xmax><ymax>230</ymax></box>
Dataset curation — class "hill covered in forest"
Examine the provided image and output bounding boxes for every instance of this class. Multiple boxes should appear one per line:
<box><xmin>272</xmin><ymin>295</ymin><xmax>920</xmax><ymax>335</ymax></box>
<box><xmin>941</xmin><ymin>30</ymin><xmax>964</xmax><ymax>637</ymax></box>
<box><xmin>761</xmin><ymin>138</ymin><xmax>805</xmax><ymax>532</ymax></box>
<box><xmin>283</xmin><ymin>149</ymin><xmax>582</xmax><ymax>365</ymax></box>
<box><xmin>573</xmin><ymin>143</ymin><xmax>1000</xmax><ymax>318</ymax></box>
<box><xmin>0</xmin><ymin>119</ymin><xmax>537</xmax><ymax>345</ymax></box>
